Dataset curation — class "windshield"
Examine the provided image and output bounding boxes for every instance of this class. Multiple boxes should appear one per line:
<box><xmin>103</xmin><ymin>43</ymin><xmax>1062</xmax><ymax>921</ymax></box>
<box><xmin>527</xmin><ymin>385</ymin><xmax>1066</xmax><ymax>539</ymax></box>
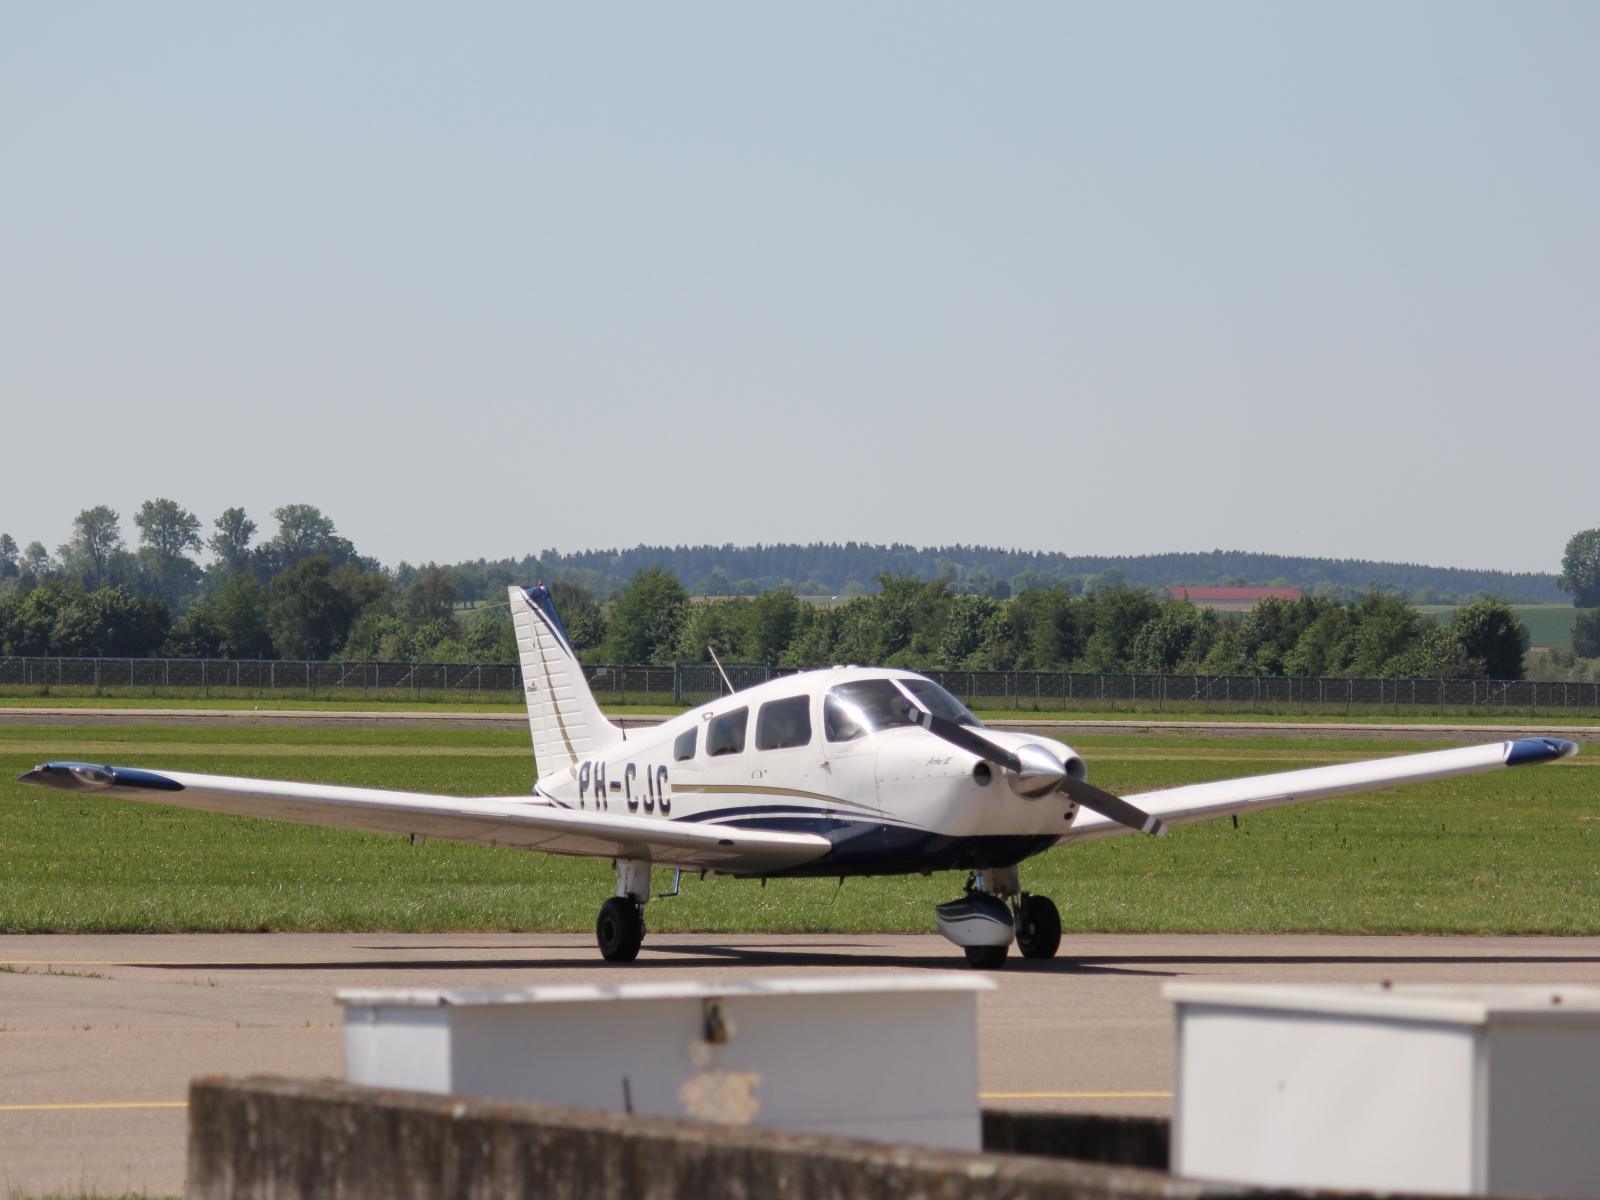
<box><xmin>899</xmin><ymin>678</ymin><xmax>981</xmax><ymax>727</ymax></box>
<box><xmin>823</xmin><ymin>677</ymin><xmax>981</xmax><ymax>743</ymax></box>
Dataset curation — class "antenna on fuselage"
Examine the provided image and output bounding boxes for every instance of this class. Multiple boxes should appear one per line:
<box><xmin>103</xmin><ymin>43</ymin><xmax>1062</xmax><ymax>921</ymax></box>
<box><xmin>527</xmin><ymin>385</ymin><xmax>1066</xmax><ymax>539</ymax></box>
<box><xmin>707</xmin><ymin>644</ymin><xmax>736</xmax><ymax>697</ymax></box>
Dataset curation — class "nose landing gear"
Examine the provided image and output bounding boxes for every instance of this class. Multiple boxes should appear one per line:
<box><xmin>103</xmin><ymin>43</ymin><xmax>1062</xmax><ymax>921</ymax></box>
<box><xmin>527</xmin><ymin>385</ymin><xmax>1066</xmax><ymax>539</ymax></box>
<box><xmin>936</xmin><ymin>867</ymin><xmax>1062</xmax><ymax>968</ymax></box>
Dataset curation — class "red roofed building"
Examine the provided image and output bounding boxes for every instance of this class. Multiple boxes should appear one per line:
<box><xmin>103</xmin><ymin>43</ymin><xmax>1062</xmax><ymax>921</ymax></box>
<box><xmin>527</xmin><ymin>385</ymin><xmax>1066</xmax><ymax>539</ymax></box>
<box><xmin>1166</xmin><ymin>586</ymin><xmax>1304</xmax><ymax>611</ymax></box>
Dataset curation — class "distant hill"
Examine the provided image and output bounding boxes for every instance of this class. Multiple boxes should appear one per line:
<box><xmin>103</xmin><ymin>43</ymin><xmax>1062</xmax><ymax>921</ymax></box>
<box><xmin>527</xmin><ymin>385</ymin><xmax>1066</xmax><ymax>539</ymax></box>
<box><xmin>527</xmin><ymin>544</ymin><xmax>1564</xmax><ymax>603</ymax></box>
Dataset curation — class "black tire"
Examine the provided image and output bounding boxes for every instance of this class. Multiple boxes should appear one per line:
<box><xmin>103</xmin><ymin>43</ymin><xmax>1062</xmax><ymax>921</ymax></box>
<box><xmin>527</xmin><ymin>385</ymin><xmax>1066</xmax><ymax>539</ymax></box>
<box><xmin>1016</xmin><ymin>894</ymin><xmax>1062</xmax><ymax>960</ymax></box>
<box><xmin>596</xmin><ymin>897</ymin><xmax>644</xmax><ymax>963</ymax></box>
<box><xmin>964</xmin><ymin>943</ymin><xmax>1009</xmax><ymax>969</ymax></box>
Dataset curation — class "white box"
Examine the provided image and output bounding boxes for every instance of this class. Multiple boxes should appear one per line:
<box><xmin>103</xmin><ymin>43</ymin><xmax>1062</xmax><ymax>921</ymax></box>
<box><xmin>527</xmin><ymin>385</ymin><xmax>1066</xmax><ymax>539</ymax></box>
<box><xmin>1166</xmin><ymin>983</ymin><xmax>1600</xmax><ymax>1197</ymax></box>
<box><xmin>339</xmin><ymin>973</ymin><xmax>993</xmax><ymax>1150</ymax></box>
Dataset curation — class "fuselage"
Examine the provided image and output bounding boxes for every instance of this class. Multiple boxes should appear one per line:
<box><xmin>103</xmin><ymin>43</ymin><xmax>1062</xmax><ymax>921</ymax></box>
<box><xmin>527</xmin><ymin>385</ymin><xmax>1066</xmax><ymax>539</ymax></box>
<box><xmin>533</xmin><ymin>667</ymin><xmax>1086</xmax><ymax>878</ymax></box>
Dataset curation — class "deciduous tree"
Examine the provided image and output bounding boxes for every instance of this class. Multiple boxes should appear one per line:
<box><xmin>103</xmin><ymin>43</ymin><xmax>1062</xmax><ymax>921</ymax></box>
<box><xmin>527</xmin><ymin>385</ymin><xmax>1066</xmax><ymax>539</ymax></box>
<box><xmin>208</xmin><ymin>508</ymin><xmax>258</xmax><ymax>575</ymax></box>
<box><xmin>1449</xmin><ymin>597</ymin><xmax>1530</xmax><ymax>680</ymax></box>
<box><xmin>1570</xmin><ymin>609</ymin><xmax>1600</xmax><ymax>659</ymax></box>
<box><xmin>267</xmin><ymin>557</ymin><xmax>390</xmax><ymax>660</ymax></box>
<box><xmin>1559</xmin><ymin>529</ymin><xmax>1600</xmax><ymax>608</ymax></box>
<box><xmin>57</xmin><ymin>506</ymin><xmax>125</xmax><ymax>590</ymax></box>
<box><xmin>133</xmin><ymin>498</ymin><xmax>204</xmax><ymax>607</ymax></box>
<box><xmin>602</xmin><ymin>566</ymin><xmax>688</xmax><ymax>664</ymax></box>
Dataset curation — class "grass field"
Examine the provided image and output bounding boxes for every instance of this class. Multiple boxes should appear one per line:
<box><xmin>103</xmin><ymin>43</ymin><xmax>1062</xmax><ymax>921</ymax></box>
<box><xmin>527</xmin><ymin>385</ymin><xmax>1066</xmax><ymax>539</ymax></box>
<box><xmin>0</xmin><ymin>722</ymin><xmax>1595</xmax><ymax>936</ymax></box>
<box><xmin>1419</xmin><ymin>604</ymin><xmax>1580</xmax><ymax>649</ymax></box>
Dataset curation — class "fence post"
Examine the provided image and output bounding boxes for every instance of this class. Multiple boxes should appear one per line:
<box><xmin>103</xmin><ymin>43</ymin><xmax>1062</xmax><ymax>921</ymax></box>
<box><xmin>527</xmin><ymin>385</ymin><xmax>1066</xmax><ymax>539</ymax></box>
<box><xmin>673</xmin><ymin>663</ymin><xmax>681</xmax><ymax>706</ymax></box>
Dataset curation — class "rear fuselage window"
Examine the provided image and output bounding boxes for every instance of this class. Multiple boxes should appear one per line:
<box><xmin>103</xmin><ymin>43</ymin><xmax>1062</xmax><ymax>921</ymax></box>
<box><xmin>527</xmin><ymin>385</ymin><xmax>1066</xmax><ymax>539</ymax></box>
<box><xmin>756</xmin><ymin>695</ymin><xmax>812</xmax><ymax>750</ymax></box>
<box><xmin>706</xmin><ymin>707</ymin><xmax>748</xmax><ymax>756</ymax></box>
<box><xmin>673</xmin><ymin>727</ymin><xmax>698</xmax><ymax>762</ymax></box>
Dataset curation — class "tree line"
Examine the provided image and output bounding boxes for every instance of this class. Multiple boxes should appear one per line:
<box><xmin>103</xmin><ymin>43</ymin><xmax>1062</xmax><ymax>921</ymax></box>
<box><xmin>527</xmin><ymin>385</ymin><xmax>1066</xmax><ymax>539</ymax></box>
<box><xmin>0</xmin><ymin>503</ymin><xmax>507</xmax><ymax>664</ymax></box>
<box><xmin>572</xmin><ymin>566</ymin><xmax>1534</xmax><ymax>680</ymax></box>
<box><xmin>520</xmin><ymin>543</ymin><xmax>1567</xmax><ymax>604</ymax></box>
<box><xmin>2</xmin><ymin>507</ymin><xmax>1596</xmax><ymax>680</ymax></box>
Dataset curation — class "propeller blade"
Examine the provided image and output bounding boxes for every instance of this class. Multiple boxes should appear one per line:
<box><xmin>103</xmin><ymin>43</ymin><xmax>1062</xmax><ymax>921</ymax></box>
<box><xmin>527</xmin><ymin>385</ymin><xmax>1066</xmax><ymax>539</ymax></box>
<box><xmin>1059</xmin><ymin>775</ymin><xmax>1168</xmax><ymax>837</ymax></box>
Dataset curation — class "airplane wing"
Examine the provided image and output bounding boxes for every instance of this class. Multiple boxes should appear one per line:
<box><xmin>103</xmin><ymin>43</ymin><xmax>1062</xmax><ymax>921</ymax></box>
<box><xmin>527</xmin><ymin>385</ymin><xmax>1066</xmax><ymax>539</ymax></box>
<box><xmin>15</xmin><ymin>762</ymin><xmax>831</xmax><ymax>874</ymax></box>
<box><xmin>1058</xmin><ymin>737</ymin><xmax>1579</xmax><ymax>844</ymax></box>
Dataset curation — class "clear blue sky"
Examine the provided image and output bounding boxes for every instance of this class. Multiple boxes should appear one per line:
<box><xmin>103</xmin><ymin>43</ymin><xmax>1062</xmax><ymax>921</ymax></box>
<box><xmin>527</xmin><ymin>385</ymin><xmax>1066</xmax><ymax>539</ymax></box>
<box><xmin>2</xmin><ymin>2</ymin><xmax>1595</xmax><ymax>573</ymax></box>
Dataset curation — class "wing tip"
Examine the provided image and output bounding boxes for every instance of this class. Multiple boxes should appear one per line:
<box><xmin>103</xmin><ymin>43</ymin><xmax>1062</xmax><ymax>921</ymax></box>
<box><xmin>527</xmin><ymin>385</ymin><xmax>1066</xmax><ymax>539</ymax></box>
<box><xmin>1505</xmin><ymin>738</ymin><xmax>1580</xmax><ymax>767</ymax></box>
<box><xmin>16</xmin><ymin>762</ymin><xmax>184</xmax><ymax>793</ymax></box>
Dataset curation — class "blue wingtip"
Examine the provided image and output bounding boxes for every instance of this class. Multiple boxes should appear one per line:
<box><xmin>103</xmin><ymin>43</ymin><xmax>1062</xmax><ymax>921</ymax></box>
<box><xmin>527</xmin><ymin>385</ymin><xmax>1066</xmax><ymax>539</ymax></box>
<box><xmin>17</xmin><ymin>762</ymin><xmax>184</xmax><ymax>792</ymax></box>
<box><xmin>1505</xmin><ymin>738</ymin><xmax>1580</xmax><ymax>767</ymax></box>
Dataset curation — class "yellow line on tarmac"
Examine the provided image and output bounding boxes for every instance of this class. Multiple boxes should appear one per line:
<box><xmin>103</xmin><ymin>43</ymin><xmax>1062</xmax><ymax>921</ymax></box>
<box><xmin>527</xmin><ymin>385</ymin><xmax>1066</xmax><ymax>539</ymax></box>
<box><xmin>980</xmin><ymin>1091</ymin><xmax>1172</xmax><ymax>1099</ymax></box>
<box><xmin>0</xmin><ymin>1102</ymin><xmax>187</xmax><ymax>1111</ymax></box>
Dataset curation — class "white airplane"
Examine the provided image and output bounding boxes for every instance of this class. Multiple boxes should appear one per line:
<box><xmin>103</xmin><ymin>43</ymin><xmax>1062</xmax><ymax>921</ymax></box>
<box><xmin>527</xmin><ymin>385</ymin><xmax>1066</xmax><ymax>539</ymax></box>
<box><xmin>19</xmin><ymin>585</ymin><xmax>1580</xmax><ymax>967</ymax></box>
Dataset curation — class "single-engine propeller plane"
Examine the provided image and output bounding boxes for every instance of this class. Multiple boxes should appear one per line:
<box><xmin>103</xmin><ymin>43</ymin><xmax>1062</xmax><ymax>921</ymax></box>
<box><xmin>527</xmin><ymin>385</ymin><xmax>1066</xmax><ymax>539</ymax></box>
<box><xmin>19</xmin><ymin>585</ymin><xmax>1580</xmax><ymax>967</ymax></box>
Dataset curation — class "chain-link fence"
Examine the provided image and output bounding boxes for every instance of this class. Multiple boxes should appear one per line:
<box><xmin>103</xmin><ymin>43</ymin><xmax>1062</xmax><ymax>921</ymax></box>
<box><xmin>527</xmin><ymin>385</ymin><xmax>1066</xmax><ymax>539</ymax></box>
<box><xmin>916</xmin><ymin>670</ymin><xmax>1600</xmax><ymax>717</ymax></box>
<box><xmin>0</xmin><ymin>656</ymin><xmax>524</xmax><ymax>700</ymax></box>
<box><xmin>0</xmin><ymin>655</ymin><xmax>1595</xmax><ymax>716</ymax></box>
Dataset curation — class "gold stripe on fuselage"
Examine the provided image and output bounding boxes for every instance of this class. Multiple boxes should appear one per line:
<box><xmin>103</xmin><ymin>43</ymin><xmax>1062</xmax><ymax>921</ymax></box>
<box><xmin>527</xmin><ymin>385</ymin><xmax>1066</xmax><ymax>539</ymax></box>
<box><xmin>673</xmin><ymin>783</ymin><xmax>878</xmax><ymax>814</ymax></box>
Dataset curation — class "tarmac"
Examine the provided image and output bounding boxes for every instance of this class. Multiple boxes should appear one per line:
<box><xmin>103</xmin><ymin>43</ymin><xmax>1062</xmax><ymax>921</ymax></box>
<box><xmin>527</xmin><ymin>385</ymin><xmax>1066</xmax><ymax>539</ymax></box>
<box><xmin>7</xmin><ymin>930</ymin><xmax>1600</xmax><ymax>1197</ymax></box>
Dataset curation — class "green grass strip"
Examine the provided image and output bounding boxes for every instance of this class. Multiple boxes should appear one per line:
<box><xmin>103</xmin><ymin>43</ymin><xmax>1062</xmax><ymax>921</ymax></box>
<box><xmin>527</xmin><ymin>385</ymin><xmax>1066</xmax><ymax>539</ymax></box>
<box><xmin>1</xmin><ymin>726</ymin><xmax>1595</xmax><ymax>935</ymax></box>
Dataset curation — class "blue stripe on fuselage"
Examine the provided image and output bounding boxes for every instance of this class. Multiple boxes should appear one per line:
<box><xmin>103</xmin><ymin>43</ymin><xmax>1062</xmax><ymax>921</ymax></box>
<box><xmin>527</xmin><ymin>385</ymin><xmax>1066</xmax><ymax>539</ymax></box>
<box><xmin>675</xmin><ymin>807</ymin><xmax>1059</xmax><ymax>879</ymax></box>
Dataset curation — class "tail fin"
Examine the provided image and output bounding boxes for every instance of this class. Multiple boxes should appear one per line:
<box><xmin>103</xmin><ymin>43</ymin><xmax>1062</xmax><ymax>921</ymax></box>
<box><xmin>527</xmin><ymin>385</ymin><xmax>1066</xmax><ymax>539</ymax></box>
<box><xmin>510</xmin><ymin>584</ymin><xmax>623</xmax><ymax>780</ymax></box>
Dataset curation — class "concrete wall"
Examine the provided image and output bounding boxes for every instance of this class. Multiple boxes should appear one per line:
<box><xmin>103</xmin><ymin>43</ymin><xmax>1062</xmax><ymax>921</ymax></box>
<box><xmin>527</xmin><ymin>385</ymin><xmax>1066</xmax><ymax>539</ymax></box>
<box><xmin>982</xmin><ymin>1110</ymin><xmax>1169</xmax><ymax>1170</ymax></box>
<box><xmin>189</xmin><ymin>1077</ymin><xmax>1232</xmax><ymax>1200</ymax></box>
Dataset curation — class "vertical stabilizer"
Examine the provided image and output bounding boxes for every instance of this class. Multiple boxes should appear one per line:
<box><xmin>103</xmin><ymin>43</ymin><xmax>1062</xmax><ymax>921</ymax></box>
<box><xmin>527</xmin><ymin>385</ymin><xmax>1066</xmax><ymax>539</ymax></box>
<box><xmin>510</xmin><ymin>585</ymin><xmax>623</xmax><ymax>779</ymax></box>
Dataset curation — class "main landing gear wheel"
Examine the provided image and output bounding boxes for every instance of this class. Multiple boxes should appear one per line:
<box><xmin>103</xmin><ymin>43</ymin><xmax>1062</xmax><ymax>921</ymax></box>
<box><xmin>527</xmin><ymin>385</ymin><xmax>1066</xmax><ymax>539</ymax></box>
<box><xmin>596</xmin><ymin>897</ymin><xmax>644</xmax><ymax>963</ymax></box>
<box><xmin>964</xmin><ymin>944</ymin><xmax>1009</xmax><ymax>969</ymax></box>
<box><xmin>1015</xmin><ymin>894</ymin><xmax>1062</xmax><ymax>960</ymax></box>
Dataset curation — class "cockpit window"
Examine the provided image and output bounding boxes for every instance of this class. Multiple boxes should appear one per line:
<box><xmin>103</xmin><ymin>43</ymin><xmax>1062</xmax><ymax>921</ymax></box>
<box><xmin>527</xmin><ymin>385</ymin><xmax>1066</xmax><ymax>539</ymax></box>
<box><xmin>898</xmin><ymin>678</ymin><xmax>981</xmax><ymax>727</ymax></box>
<box><xmin>823</xmin><ymin>677</ymin><xmax>982</xmax><ymax>743</ymax></box>
<box><xmin>824</xmin><ymin>680</ymin><xmax>920</xmax><ymax>743</ymax></box>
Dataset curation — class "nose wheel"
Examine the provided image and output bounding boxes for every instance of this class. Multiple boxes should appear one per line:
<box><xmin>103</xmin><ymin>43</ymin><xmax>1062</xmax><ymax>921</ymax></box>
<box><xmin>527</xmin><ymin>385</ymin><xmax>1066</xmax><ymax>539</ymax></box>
<box><xmin>1014</xmin><ymin>894</ymin><xmax>1061</xmax><ymax>959</ymax></box>
<box><xmin>596</xmin><ymin>897</ymin><xmax>645</xmax><ymax>962</ymax></box>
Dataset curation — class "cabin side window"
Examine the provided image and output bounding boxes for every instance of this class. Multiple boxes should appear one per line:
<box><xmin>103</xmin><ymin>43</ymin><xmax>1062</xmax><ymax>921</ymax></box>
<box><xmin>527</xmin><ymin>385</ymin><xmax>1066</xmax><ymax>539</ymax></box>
<box><xmin>706</xmin><ymin>707</ymin><xmax>748</xmax><ymax>756</ymax></box>
<box><xmin>756</xmin><ymin>695</ymin><xmax>812</xmax><ymax>750</ymax></box>
<box><xmin>673</xmin><ymin>727</ymin><xmax>698</xmax><ymax>762</ymax></box>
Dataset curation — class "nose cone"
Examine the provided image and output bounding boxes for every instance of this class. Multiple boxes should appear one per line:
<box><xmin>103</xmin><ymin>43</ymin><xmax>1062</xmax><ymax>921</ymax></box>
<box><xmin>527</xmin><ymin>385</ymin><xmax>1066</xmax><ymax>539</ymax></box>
<box><xmin>1008</xmin><ymin>743</ymin><xmax>1067</xmax><ymax>799</ymax></box>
